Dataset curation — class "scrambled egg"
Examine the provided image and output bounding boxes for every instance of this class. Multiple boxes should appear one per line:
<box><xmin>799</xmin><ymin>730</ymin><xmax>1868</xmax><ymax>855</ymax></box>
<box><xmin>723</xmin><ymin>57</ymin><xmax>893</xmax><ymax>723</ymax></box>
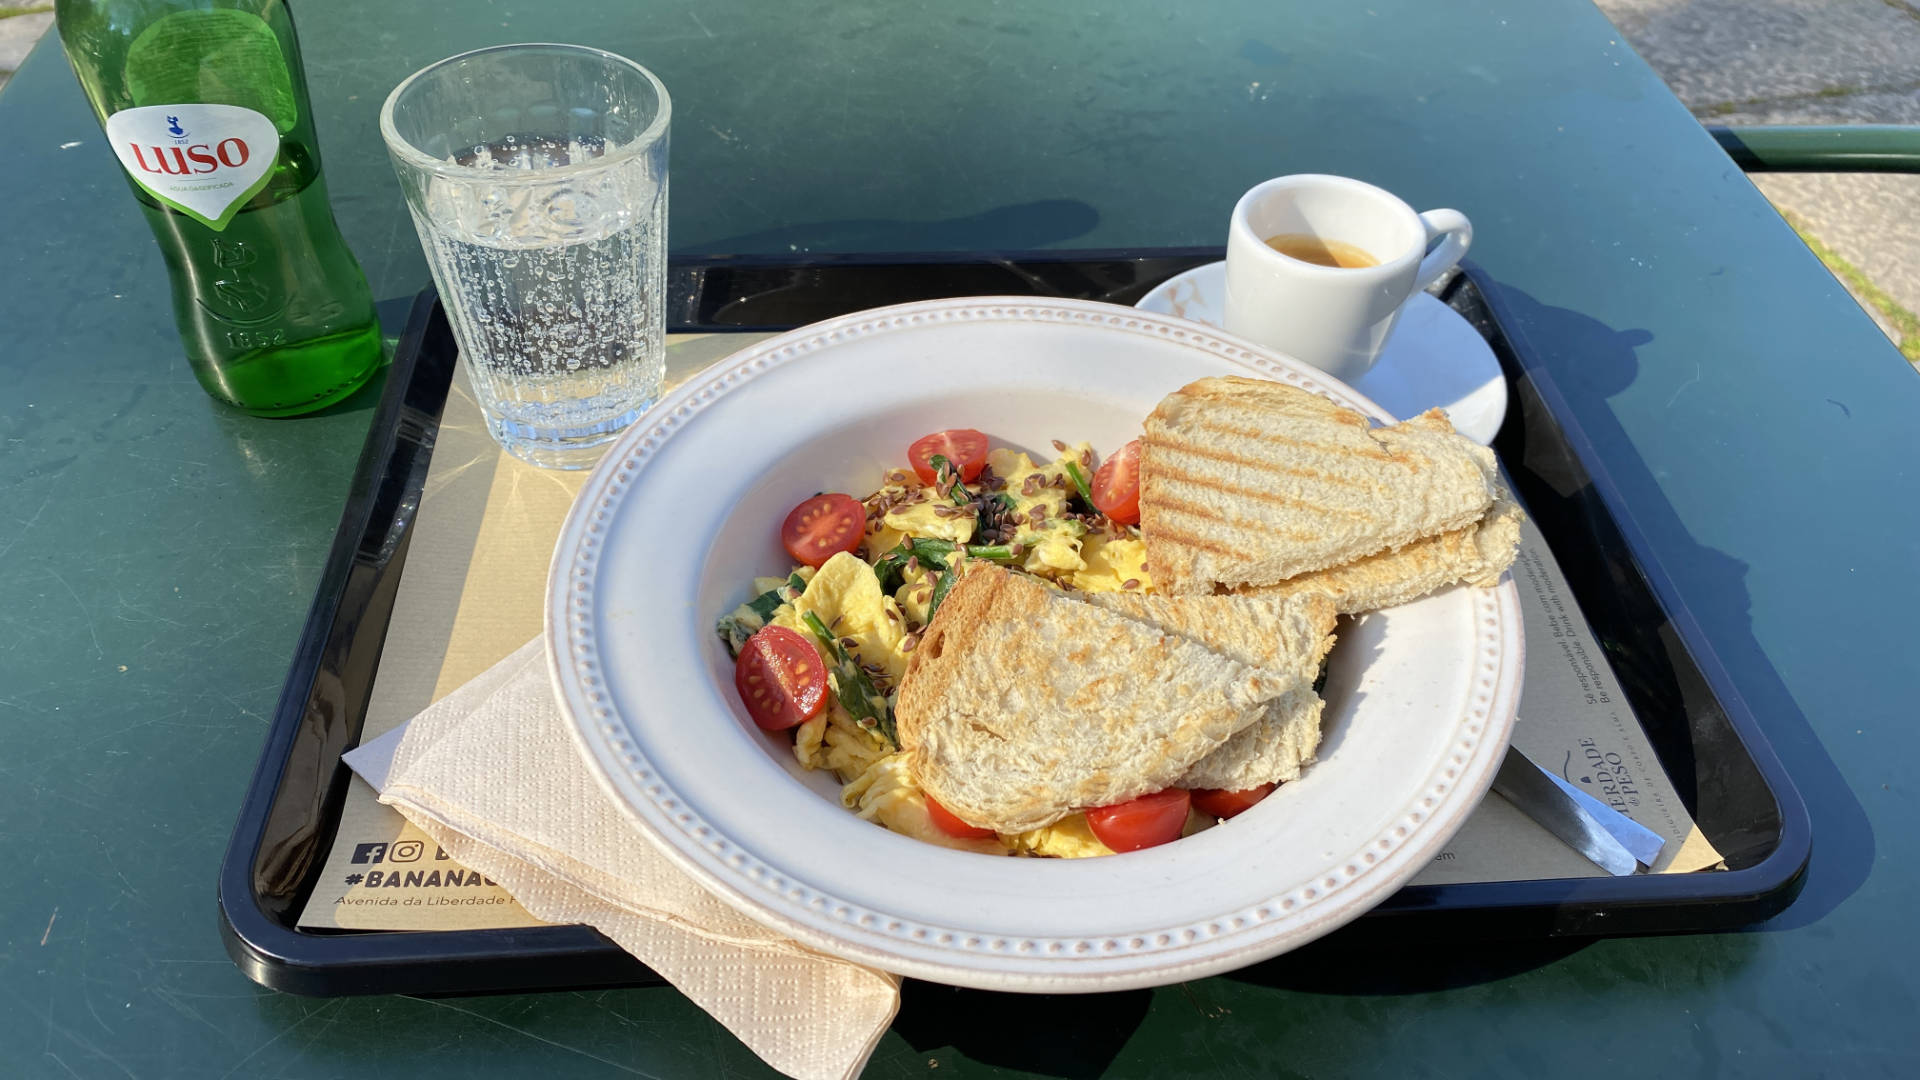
<box><xmin>737</xmin><ymin>442</ymin><xmax>1170</xmax><ymax>859</ymax></box>
<box><xmin>862</xmin><ymin>468</ymin><xmax>921</xmax><ymax>557</ymax></box>
<box><xmin>884</xmin><ymin>499</ymin><xmax>975</xmax><ymax>544</ymax></box>
<box><xmin>876</xmin><ymin>463</ymin><xmax>975</xmax><ymax>545</ymax></box>
<box><xmin>1004</xmin><ymin>808</ymin><xmax>1217</xmax><ymax>857</ymax></box>
<box><xmin>988</xmin><ymin>445</ymin><xmax>1090</xmax><ymax>575</ymax></box>
<box><xmin>772</xmin><ymin>553</ymin><xmax>910</xmax><ymax>784</ymax></box>
<box><xmin>1072</xmin><ymin>531</ymin><xmax>1153</xmax><ymax>593</ymax></box>
<box><xmin>715</xmin><ymin>567</ymin><xmax>818</xmax><ymax>651</ymax></box>
<box><xmin>770</xmin><ymin>551</ymin><xmax>911</xmax><ymax>681</ymax></box>
<box><xmin>1005</xmin><ymin>813</ymin><xmax>1114</xmax><ymax>858</ymax></box>
<box><xmin>892</xmin><ymin>561</ymin><xmax>938</xmax><ymax>627</ymax></box>
<box><xmin>794</xmin><ymin>705</ymin><xmax>891</xmax><ymax>779</ymax></box>
<box><xmin>841</xmin><ymin>753</ymin><xmax>1004</xmax><ymax>854</ymax></box>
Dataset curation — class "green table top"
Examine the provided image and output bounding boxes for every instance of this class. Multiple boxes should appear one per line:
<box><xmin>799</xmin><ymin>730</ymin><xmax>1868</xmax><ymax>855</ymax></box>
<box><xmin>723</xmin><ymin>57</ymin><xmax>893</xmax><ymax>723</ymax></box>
<box><xmin>3</xmin><ymin>1</ymin><xmax>1914</xmax><ymax>1076</ymax></box>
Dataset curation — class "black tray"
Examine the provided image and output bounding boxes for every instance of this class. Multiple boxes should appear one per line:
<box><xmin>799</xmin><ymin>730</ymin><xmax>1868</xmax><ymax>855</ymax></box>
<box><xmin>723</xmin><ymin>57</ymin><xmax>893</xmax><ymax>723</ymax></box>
<box><xmin>218</xmin><ymin>252</ymin><xmax>1810</xmax><ymax>996</ymax></box>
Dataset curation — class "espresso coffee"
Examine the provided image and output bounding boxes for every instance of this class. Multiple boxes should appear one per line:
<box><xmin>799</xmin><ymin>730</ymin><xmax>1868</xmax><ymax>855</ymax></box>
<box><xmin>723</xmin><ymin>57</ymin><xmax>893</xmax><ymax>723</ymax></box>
<box><xmin>1263</xmin><ymin>232</ymin><xmax>1379</xmax><ymax>269</ymax></box>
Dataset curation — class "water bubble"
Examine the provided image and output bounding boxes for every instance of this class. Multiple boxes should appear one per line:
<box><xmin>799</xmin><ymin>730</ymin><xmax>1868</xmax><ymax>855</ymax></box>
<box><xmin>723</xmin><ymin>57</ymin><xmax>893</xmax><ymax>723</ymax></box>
<box><xmin>419</xmin><ymin>135</ymin><xmax>665</xmax><ymax>448</ymax></box>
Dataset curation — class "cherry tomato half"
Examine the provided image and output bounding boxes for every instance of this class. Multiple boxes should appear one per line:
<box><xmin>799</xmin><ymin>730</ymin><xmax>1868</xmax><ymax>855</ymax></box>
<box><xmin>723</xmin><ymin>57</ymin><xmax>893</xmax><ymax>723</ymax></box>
<box><xmin>733</xmin><ymin>625</ymin><xmax>828</xmax><ymax>731</ymax></box>
<box><xmin>926</xmin><ymin>795</ymin><xmax>996</xmax><ymax>840</ymax></box>
<box><xmin>1091</xmin><ymin>439</ymin><xmax>1142</xmax><ymax>525</ymax></box>
<box><xmin>908</xmin><ymin>429</ymin><xmax>990</xmax><ymax>486</ymax></box>
<box><xmin>1189</xmin><ymin>783</ymin><xmax>1276</xmax><ymax>820</ymax></box>
<box><xmin>1085</xmin><ymin>788</ymin><xmax>1191</xmax><ymax>853</ymax></box>
<box><xmin>780</xmin><ymin>493</ymin><xmax>867</xmax><ymax>568</ymax></box>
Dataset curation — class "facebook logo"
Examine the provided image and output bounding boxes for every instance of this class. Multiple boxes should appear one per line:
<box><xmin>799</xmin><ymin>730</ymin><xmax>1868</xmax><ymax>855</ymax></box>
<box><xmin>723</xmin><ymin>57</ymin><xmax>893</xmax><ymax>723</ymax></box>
<box><xmin>350</xmin><ymin>842</ymin><xmax>388</xmax><ymax>864</ymax></box>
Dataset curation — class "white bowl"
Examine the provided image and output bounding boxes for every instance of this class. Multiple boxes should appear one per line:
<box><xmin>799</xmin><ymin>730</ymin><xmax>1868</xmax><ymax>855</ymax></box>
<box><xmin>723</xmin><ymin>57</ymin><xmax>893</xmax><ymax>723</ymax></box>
<box><xmin>546</xmin><ymin>297</ymin><xmax>1523</xmax><ymax>991</ymax></box>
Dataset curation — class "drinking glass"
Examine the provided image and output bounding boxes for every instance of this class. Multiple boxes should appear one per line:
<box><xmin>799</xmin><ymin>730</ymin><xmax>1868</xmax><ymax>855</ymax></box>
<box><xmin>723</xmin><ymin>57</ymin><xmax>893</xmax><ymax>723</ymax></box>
<box><xmin>381</xmin><ymin>44</ymin><xmax>670</xmax><ymax>469</ymax></box>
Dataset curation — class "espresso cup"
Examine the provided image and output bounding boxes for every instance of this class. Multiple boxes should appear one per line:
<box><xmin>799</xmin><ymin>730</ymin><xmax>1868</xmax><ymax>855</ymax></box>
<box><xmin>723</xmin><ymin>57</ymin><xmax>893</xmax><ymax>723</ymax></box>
<box><xmin>1223</xmin><ymin>174</ymin><xmax>1471</xmax><ymax>383</ymax></box>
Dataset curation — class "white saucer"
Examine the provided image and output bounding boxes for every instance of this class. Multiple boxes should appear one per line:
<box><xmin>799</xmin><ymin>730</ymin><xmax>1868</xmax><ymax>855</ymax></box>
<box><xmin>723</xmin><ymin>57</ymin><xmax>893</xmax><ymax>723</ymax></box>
<box><xmin>1136</xmin><ymin>261</ymin><xmax>1508</xmax><ymax>445</ymax></box>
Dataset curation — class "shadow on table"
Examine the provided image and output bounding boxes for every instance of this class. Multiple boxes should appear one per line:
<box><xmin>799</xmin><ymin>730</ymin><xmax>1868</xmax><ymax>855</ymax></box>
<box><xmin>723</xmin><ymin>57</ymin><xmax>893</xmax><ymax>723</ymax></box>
<box><xmin>1475</xmin><ymin>278</ymin><xmax>1873</xmax><ymax>931</ymax></box>
<box><xmin>1227</xmin><ymin>935</ymin><xmax>1592</xmax><ymax>995</ymax></box>
<box><xmin>1225</xmin><ymin>922</ymin><xmax>1767</xmax><ymax>1004</ymax></box>
<box><xmin>681</xmin><ymin>198</ymin><xmax>1100</xmax><ymax>256</ymax></box>
<box><xmin>893</xmin><ymin>981</ymin><xmax>1151</xmax><ymax>1079</ymax></box>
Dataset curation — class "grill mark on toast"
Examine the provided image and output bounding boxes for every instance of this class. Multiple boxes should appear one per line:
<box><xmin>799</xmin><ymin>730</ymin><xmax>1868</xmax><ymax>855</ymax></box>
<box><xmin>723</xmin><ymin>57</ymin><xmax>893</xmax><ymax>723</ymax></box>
<box><xmin>1164</xmin><ymin>418</ymin><xmax>1396</xmax><ymax>463</ymax></box>
<box><xmin>1141</xmin><ymin>492</ymin><xmax>1318</xmax><ymax>543</ymax></box>
<box><xmin>1145</xmin><ymin>461</ymin><xmax>1372</xmax><ymax>518</ymax></box>
<box><xmin>1144</xmin><ymin>439</ymin><xmax>1375</xmax><ymax>492</ymax></box>
<box><xmin>1138</xmin><ymin>516</ymin><xmax>1244</xmax><ymax>559</ymax></box>
<box><xmin>1176</xmin><ymin>381</ymin><xmax>1360</xmax><ymax>421</ymax></box>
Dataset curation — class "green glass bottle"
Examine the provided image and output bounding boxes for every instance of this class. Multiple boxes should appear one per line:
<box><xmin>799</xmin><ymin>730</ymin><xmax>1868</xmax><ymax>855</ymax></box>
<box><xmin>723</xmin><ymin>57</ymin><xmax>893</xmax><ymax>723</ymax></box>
<box><xmin>55</xmin><ymin>0</ymin><xmax>381</xmax><ymax>416</ymax></box>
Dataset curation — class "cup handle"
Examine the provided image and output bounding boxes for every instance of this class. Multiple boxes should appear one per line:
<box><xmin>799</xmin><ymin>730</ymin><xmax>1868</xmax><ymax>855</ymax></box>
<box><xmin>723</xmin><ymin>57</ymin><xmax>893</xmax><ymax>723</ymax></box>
<box><xmin>1413</xmin><ymin>209</ymin><xmax>1472</xmax><ymax>293</ymax></box>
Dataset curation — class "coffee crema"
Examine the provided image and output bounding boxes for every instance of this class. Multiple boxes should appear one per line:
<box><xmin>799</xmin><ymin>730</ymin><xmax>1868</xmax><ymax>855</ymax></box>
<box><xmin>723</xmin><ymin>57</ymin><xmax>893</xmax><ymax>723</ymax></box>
<box><xmin>1263</xmin><ymin>232</ymin><xmax>1379</xmax><ymax>269</ymax></box>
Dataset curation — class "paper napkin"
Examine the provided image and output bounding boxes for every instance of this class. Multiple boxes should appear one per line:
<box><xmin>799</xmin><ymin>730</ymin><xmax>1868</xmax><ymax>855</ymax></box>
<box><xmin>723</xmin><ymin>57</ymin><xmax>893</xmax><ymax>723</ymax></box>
<box><xmin>343</xmin><ymin>638</ymin><xmax>900</xmax><ymax>1080</ymax></box>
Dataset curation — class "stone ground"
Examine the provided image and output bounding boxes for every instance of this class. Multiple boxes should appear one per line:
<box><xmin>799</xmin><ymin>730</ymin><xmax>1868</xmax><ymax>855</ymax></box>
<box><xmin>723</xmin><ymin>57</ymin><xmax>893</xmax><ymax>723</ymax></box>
<box><xmin>0</xmin><ymin>6</ymin><xmax>51</xmax><ymax>96</ymax></box>
<box><xmin>1598</xmin><ymin>0</ymin><xmax>1920</xmax><ymax>366</ymax></box>
<box><xmin>2</xmin><ymin>2</ymin><xmax>1917</xmax><ymax>366</ymax></box>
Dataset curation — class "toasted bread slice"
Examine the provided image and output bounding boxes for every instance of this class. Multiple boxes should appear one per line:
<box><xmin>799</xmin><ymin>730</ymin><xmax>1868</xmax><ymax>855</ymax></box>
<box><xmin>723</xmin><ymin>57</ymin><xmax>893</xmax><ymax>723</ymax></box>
<box><xmin>1140</xmin><ymin>377</ymin><xmax>1500</xmax><ymax>593</ymax></box>
<box><xmin>897</xmin><ymin>566</ymin><xmax>1290</xmax><ymax>833</ymax></box>
<box><xmin>1088</xmin><ymin>591</ymin><xmax>1337</xmax><ymax>790</ymax></box>
<box><xmin>1245</xmin><ymin>484</ymin><xmax>1524</xmax><ymax>614</ymax></box>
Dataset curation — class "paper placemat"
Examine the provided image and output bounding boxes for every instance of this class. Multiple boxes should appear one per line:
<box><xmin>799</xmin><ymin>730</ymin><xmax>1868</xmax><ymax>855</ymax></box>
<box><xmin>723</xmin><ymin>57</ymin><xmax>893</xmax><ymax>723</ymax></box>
<box><xmin>1410</xmin><ymin>513</ymin><xmax>1722</xmax><ymax>884</ymax></box>
<box><xmin>298</xmin><ymin>340</ymin><xmax>1720</xmax><ymax>931</ymax></box>
<box><xmin>300</xmin><ymin>332</ymin><xmax>771</xmax><ymax>930</ymax></box>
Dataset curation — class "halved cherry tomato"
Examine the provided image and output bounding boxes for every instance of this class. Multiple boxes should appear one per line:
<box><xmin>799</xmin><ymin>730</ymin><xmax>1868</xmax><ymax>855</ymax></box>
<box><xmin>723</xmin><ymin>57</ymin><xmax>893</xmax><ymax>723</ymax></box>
<box><xmin>1085</xmin><ymin>788</ymin><xmax>1191</xmax><ymax>853</ymax></box>
<box><xmin>907</xmin><ymin>429</ymin><xmax>990</xmax><ymax>486</ymax></box>
<box><xmin>1189</xmin><ymin>783</ymin><xmax>1276</xmax><ymax>820</ymax></box>
<box><xmin>733</xmin><ymin>625</ymin><xmax>828</xmax><ymax>731</ymax></box>
<box><xmin>1091</xmin><ymin>439</ymin><xmax>1142</xmax><ymax>525</ymax></box>
<box><xmin>926</xmin><ymin>795</ymin><xmax>996</xmax><ymax>840</ymax></box>
<box><xmin>780</xmin><ymin>493</ymin><xmax>867</xmax><ymax>567</ymax></box>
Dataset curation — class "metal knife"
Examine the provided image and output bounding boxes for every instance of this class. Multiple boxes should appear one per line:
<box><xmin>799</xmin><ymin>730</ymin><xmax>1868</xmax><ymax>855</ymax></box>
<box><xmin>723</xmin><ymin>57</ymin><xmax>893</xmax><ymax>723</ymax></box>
<box><xmin>1492</xmin><ymin>745</ymin><xmax>1667</xmax><ymax>875</ymax></box>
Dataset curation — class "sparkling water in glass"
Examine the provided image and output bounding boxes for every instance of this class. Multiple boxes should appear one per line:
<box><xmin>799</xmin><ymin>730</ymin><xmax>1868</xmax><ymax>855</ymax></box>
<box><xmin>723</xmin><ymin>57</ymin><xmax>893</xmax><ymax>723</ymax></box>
<box><xmin>381</xmin><ymin>44</ymin><xmax>669</xmax><ymax>469</ymax></box>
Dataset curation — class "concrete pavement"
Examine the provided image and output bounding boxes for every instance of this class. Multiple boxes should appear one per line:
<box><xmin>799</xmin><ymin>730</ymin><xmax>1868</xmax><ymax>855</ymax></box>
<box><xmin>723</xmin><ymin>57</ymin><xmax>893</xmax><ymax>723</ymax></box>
<box><xmin>1603</xmin><ymin>0</ymin><xmax>1920</xmax><ymax>106</ymax></box>
<box><xmin>0</xmin><ymin>5</ymin><xmax>51</xmax><ymax>96</ymax></box>
<box><xmin>1597</xmin><ymin>0</ymin><xmax>1920</xmax><ymax>366</ymax></box>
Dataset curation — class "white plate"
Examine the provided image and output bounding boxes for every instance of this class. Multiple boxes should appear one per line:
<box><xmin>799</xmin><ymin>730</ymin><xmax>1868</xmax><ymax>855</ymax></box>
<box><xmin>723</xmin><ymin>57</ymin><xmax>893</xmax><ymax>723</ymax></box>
<box><xmin>547</xmin><ymin>297</ymin><xmax>1522</xmax><ymax>992</ymax></box>
<box><xmin>1137</xmin><ymin>261</ymin><xmax>1509</xmax><ymax>445</ymax></box>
